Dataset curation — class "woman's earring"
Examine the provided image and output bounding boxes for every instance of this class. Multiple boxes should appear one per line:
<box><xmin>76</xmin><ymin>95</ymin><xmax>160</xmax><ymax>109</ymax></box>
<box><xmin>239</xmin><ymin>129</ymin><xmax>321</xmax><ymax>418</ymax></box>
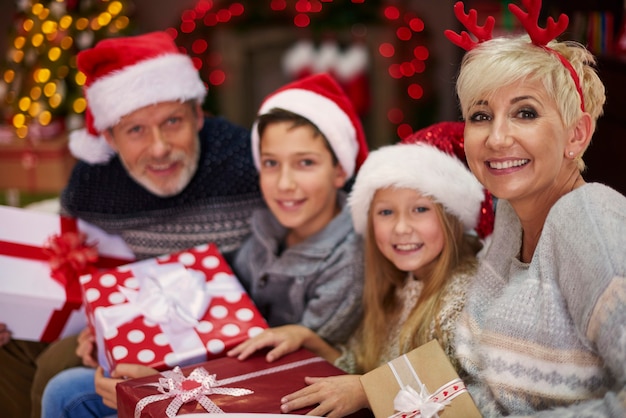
<box><xmin>568</xmin><ymin>151</ymin><xmax>575</xmax><ymax>158</ymax></box>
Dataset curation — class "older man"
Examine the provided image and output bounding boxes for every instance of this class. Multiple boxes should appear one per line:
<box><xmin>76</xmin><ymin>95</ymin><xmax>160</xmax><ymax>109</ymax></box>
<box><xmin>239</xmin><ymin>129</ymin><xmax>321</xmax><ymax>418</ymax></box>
<box><xmin>0</xmin><ymin>31</ymin><xmax>264</xmax><ymax>418</ymax></box>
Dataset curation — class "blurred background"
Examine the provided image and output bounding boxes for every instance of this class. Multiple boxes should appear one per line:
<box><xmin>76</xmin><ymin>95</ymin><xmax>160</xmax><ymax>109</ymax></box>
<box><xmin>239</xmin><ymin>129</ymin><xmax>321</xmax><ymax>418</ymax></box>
<box><xmin>0</xmin><ymin>0</ymin><xmax>624</xmax><ymax>207</ymax></box>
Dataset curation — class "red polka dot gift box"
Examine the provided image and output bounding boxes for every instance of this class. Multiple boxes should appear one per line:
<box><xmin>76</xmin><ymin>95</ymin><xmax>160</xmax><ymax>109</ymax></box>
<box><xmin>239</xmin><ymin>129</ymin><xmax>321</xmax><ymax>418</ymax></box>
<box><xmin>79</xmin><ymin>243</ymin><xmax>268</xmax><ymax>373</ymax></box>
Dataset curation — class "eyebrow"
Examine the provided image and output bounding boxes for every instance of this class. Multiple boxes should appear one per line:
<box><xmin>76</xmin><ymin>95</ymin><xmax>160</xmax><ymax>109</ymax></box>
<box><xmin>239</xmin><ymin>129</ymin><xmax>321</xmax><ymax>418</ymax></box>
<box><xmin>113</xmin><ymin>120</ymin><xmax>141</xmax><ymax>133</ymax></box>
<box><xmin>511</xmin><ymin>95</ymin><xmax>536</xmax><ymax>104</ymax></box>
<box><xmin>474</xmin><ymin>95</ymin><xmax>538</xmax><ymax>107</ymax></box>
<box><xmin>261</xmin><ymin>150</ymin><xmax>322</xmax><ymax>157</ymax></box>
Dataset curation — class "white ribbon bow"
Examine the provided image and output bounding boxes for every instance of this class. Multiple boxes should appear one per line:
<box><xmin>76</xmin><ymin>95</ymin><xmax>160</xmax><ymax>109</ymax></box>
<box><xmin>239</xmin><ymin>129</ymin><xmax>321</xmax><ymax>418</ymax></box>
<box><xmin>94</xmin><ymin>260</ymin><xmax>245</xmax><ymax>370</ymax></box>
<box><xmin>134</xmin><ymin>366</ymin><xmax>253</xmax><ymax>418</ymax></box>
<box><xmin>99</xmin><ymin>262</ymin><xmax>210</xmax><ymax>331</ymax></box>
<box><xmin>131</xmin><ymin>356</ymin><xmax>325</xmax><ymax>417</ymax></box>
<box><xmin>390</xmin><ymin>385</ymin><xmax>448</xmax><ymax>418</ymax></box>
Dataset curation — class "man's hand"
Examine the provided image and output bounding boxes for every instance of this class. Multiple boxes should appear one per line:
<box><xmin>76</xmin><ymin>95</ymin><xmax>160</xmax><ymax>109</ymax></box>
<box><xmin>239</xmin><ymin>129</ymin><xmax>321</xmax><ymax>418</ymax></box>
<box><xmin>94</xmin><ymin>364</ymin><xmax>158</xmax><ymax>409</ymax></box>
<box><xmin>0</xmin><ymin>323</ymin><xmax>11</xmax><ymax>347</ymax></box>
<box><xmin>280</xmin><ymin>374</ymin><xmax>369</xmax><ymax>418</ymax></box>
<box><xmin>75</xmin><ymin>327</ymin><xmax>98</xmax><ymax>368</ymax></box>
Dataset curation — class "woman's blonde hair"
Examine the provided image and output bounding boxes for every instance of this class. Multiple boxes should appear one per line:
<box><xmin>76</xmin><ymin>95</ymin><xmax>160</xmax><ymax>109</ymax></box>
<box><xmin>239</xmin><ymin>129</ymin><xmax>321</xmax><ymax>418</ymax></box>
<box><xmin>456</xmin><ymin>35</ymin><xmax>606</xmax><ymax>170</ymax></box>
<box><xmin>353</xmin><ymin>199</ymin><xmax>481</xmax><ymax>373</ymax></box>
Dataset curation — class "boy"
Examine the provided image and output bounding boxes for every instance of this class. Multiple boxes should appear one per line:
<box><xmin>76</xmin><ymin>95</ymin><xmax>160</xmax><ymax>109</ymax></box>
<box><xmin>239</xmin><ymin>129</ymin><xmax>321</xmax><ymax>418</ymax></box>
<box><xmin>232</xmin><ymin>73</ymin><xmax>369</xmax><ymax>349</ymax></box>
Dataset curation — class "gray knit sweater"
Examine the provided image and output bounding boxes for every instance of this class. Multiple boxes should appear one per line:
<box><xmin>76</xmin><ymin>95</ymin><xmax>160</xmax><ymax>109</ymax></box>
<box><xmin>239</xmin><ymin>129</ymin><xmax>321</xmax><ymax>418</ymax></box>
<box><xmin>232</xmin><ymin>192</ymin><xmax>364</xmax><ymax>345</ymax></box>
<box><xmin>455</xmin><ymin>183</ymin><xmax>626</xmax><ymax>417</ymax></box>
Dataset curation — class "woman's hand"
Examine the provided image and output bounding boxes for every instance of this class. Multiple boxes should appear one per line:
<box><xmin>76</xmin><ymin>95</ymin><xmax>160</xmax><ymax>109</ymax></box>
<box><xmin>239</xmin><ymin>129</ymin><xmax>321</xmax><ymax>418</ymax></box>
<box><xmin>280</xmin><ymin>374</ymin><xmax>369</xmax><ymax>418</ymax></box>
<box><xmin>94</xmin><ymin>364</ymin><xmax>158</xmax><ymax>409</ymax></box>
<box><xmin>227</xmin><ymin>324</ymin><xmax>314</xmax><ymax>362</ymax></box>
<box><xmin>75</xmin><ymin>327</ymin><xmax>98</xmax><ymax>368</ymax></box>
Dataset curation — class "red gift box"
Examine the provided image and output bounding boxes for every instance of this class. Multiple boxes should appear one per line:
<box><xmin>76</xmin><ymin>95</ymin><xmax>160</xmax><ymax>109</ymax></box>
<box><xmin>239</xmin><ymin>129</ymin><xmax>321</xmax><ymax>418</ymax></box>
<box><xmin>80</xmin><ymin>243</ymin><xmax>268</xmax><ymax>373</ymax></box>
<box><xmin>0</xmin><ymin>205</ymin><xmax>134</xmax><ymax>342</ymax></box>
<box><xmin>0</xmin><ymin>132</ymin><xmax>76</xmax><ymax>193</ymax></box>
<box><xmin>116</xmin><ymin>348</ymin><xmax>374</xmax><ymax>418</ymax></box>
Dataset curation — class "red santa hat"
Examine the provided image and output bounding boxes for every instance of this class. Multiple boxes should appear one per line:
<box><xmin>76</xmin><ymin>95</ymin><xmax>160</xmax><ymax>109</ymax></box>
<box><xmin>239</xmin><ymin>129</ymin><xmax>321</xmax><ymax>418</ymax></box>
<box><xmin>251</xmin><ymin>72</ymin><xmax>368</xmax><ymax>178</ymax></box>
<box><xmin>349</xmin><ymin>121</ymin><xmax>494</xmax><ymax>239</ymax></box>
<box><xmin>69</xmin><ymin>31</ymin><xmax>207</xmax><ymax>164</ymax></box>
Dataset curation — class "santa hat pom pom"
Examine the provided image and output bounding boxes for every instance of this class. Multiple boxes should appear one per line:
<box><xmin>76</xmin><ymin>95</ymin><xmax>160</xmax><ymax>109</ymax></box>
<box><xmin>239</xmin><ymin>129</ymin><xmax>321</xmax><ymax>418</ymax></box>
<box><xmin>69</xmin><ymin>128</ymin><xmax>115</xmax><ymax>165</ymax></box>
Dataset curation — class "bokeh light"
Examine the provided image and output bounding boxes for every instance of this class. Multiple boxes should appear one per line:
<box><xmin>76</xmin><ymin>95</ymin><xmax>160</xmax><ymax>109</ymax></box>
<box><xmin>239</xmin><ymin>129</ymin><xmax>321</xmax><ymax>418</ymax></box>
<box><xmin>168</xmin><ymin>0</ymin><xmax>430</xmax><ymax>142</ymax></box>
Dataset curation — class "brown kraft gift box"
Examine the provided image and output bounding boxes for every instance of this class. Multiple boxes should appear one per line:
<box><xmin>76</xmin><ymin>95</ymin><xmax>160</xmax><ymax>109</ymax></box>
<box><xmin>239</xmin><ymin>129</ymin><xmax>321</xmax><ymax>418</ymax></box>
<box><xmin>359</xmin><ymin>340</ymin><xmax>481</xmax><ymax>418</ymax></box>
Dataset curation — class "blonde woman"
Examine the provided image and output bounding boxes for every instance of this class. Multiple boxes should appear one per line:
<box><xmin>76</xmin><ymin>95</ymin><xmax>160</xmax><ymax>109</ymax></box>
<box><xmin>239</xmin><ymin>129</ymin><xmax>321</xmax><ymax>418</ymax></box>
<box><xmin>446</xmin><ymin>1</ymin><xmax>626</xmax><ymax>415</ymax></box>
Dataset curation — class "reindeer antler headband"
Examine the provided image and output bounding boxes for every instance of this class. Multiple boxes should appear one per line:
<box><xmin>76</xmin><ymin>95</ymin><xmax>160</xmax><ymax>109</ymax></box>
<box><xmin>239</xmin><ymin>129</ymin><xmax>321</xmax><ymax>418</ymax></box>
<box><xmin>444</xmin><ymin>0</ymin><xmax>585</xmax><ymax>112</ymax></box>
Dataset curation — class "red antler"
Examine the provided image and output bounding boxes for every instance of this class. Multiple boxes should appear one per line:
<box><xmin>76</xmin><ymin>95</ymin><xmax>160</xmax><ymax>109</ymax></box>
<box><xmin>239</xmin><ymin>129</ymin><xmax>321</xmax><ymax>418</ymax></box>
<box><xmin>444</xmin><ymin>1</ymin><xmax>495</xmax><ymax>51</ymax></box>
<box><xmin>508</xmin><ymin>0</ymin><xmax>569</xmax><ymax>46</ymax></box>
<box><xmin>445</xmin><ymin>1</ymin><xmax>584</xmax><ymax>111</ymax></box>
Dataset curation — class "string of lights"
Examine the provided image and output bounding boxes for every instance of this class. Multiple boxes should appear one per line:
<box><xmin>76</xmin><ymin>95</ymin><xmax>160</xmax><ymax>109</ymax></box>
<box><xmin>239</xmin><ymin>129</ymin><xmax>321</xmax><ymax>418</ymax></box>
<box><xmin>1</xmin><ymin>0</ymin><xmax>132</xmax><ymax>139</ymax></box>
<box><xmin>168</xmin><ymin>0</ymin><xmax>431</xmax><ymax>140</ymax></box>
<box><xmin>1</xmin><ymin>1</ymin><xmax>431</xmax><ymax>141</ymax></box>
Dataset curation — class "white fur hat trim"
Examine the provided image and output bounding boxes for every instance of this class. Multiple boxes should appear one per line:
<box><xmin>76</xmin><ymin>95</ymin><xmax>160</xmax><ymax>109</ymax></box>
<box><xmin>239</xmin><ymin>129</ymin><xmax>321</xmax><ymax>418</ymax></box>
<box><xmin>348</xmin><ymin>143</ymin><xmax>484</xmax><ymax>235</ymax></box>
<box><xmin>251</xmin><ymin>88</ymin><xmax>358</xmax><ymax>178</ymax></box>
<box><xmin>86</xmin><ymin>53</ymin><xmax>206</xmax><ymax>132</ymax></box>
<box><xmin>68</xmin><ymin>128</ymin><xmax>115</xmax><ymax>165</ymax></box>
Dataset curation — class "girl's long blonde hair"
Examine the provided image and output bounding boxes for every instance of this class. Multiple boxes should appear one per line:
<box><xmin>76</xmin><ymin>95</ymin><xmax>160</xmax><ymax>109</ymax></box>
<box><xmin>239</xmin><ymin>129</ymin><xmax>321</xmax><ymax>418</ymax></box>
<box><xmin>353</xmin><ymin>200</ymin><xmax>481</xmax><ymax>372</ymax></box>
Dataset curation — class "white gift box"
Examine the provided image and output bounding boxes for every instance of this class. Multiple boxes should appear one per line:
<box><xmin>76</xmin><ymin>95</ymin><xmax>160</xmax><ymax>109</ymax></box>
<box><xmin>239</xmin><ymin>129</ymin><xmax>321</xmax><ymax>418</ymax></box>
<box><xmin>0</xmin><ymin>205</ymin><xmax>135</xmax><ymax>342</ymax></box>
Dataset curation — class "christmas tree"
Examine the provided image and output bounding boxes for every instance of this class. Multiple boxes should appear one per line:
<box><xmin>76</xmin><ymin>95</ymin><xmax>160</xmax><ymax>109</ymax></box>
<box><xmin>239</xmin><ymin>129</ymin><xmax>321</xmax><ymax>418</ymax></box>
<box><xmin>0</xmin><ymin>0</ymin><xmax>133</xmax><ymax>139</ymax></box>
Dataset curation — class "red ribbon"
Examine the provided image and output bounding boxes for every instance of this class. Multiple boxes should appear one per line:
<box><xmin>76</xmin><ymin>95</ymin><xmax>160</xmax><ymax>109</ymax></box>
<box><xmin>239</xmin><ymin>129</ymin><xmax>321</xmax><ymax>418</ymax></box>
<box><xmin>0</xmin><ymin>216</ymin><xmax>131</xmax><ymax>342</ymax></box>
<box><xmin>44</xmin><ymin>229</ymin><xmax>98</xmax><ymax>287</ymax></box>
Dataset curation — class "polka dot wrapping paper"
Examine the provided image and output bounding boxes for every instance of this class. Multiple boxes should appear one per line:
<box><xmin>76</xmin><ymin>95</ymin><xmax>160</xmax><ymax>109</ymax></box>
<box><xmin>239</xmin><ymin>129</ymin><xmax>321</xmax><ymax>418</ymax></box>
<box><xmin>79</xmin><ymin>242</ymin><xmax>268</xmax><ymax>373</ymax></box>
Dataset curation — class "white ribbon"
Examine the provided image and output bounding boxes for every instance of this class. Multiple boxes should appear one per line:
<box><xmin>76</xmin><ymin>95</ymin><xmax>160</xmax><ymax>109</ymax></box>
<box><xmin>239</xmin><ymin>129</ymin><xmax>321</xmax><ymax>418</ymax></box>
<box><xmin>98</xmin><ymin>262</ymin><xmax>211</xmax><ymax>331</ymax></box>
<box><xmin>386</xmin><ymin>354</ymin><xmax>467</xmax><ymax>418</ymax></box>
<box><xmin>134</xmin><ymin>366</ymin><xmax>253</xmax><ymax>418</ymax></box>
<box><xmin>132</xmin><ymin>356</ymin><xmax>326</xmax><ymax>417</ymax></box>
<box><xmin>390</xmin><ymin>385</ymin><xmax>447</xmax><ymax>418</ymax></box>
<box><xmin>94</xmin><ymin>260</ymin><xmax>245</xmax><ymax>369</ymax></box>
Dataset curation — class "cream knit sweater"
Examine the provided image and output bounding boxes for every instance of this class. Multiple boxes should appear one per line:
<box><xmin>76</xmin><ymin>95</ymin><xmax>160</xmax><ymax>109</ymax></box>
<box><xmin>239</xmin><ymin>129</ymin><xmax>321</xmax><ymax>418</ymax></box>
<box><xmin>335</xmin><ymin>269</ymin><xmax>471</xmax><ymax>374</ymax></box>
<box><xmin>455</xmin><ymin>183</ymin><xmax>626</xmax><ymax>417</ymax></box>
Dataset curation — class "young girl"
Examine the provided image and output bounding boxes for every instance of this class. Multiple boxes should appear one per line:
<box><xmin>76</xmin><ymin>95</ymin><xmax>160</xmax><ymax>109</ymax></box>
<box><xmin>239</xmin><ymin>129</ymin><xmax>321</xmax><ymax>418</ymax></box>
<box><xmin>228</xmin><ymin>121</ymin><xmax>493</xmax><ymax>417</ymax></box>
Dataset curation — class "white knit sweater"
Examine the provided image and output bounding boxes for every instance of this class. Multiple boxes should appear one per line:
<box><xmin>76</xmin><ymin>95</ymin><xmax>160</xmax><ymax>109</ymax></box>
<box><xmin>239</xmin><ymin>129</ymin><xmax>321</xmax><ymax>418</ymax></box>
<box><xmin>455</xmin><ymin>183</ymin><xmax>626</xmax><ymax>417</ymax></box>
